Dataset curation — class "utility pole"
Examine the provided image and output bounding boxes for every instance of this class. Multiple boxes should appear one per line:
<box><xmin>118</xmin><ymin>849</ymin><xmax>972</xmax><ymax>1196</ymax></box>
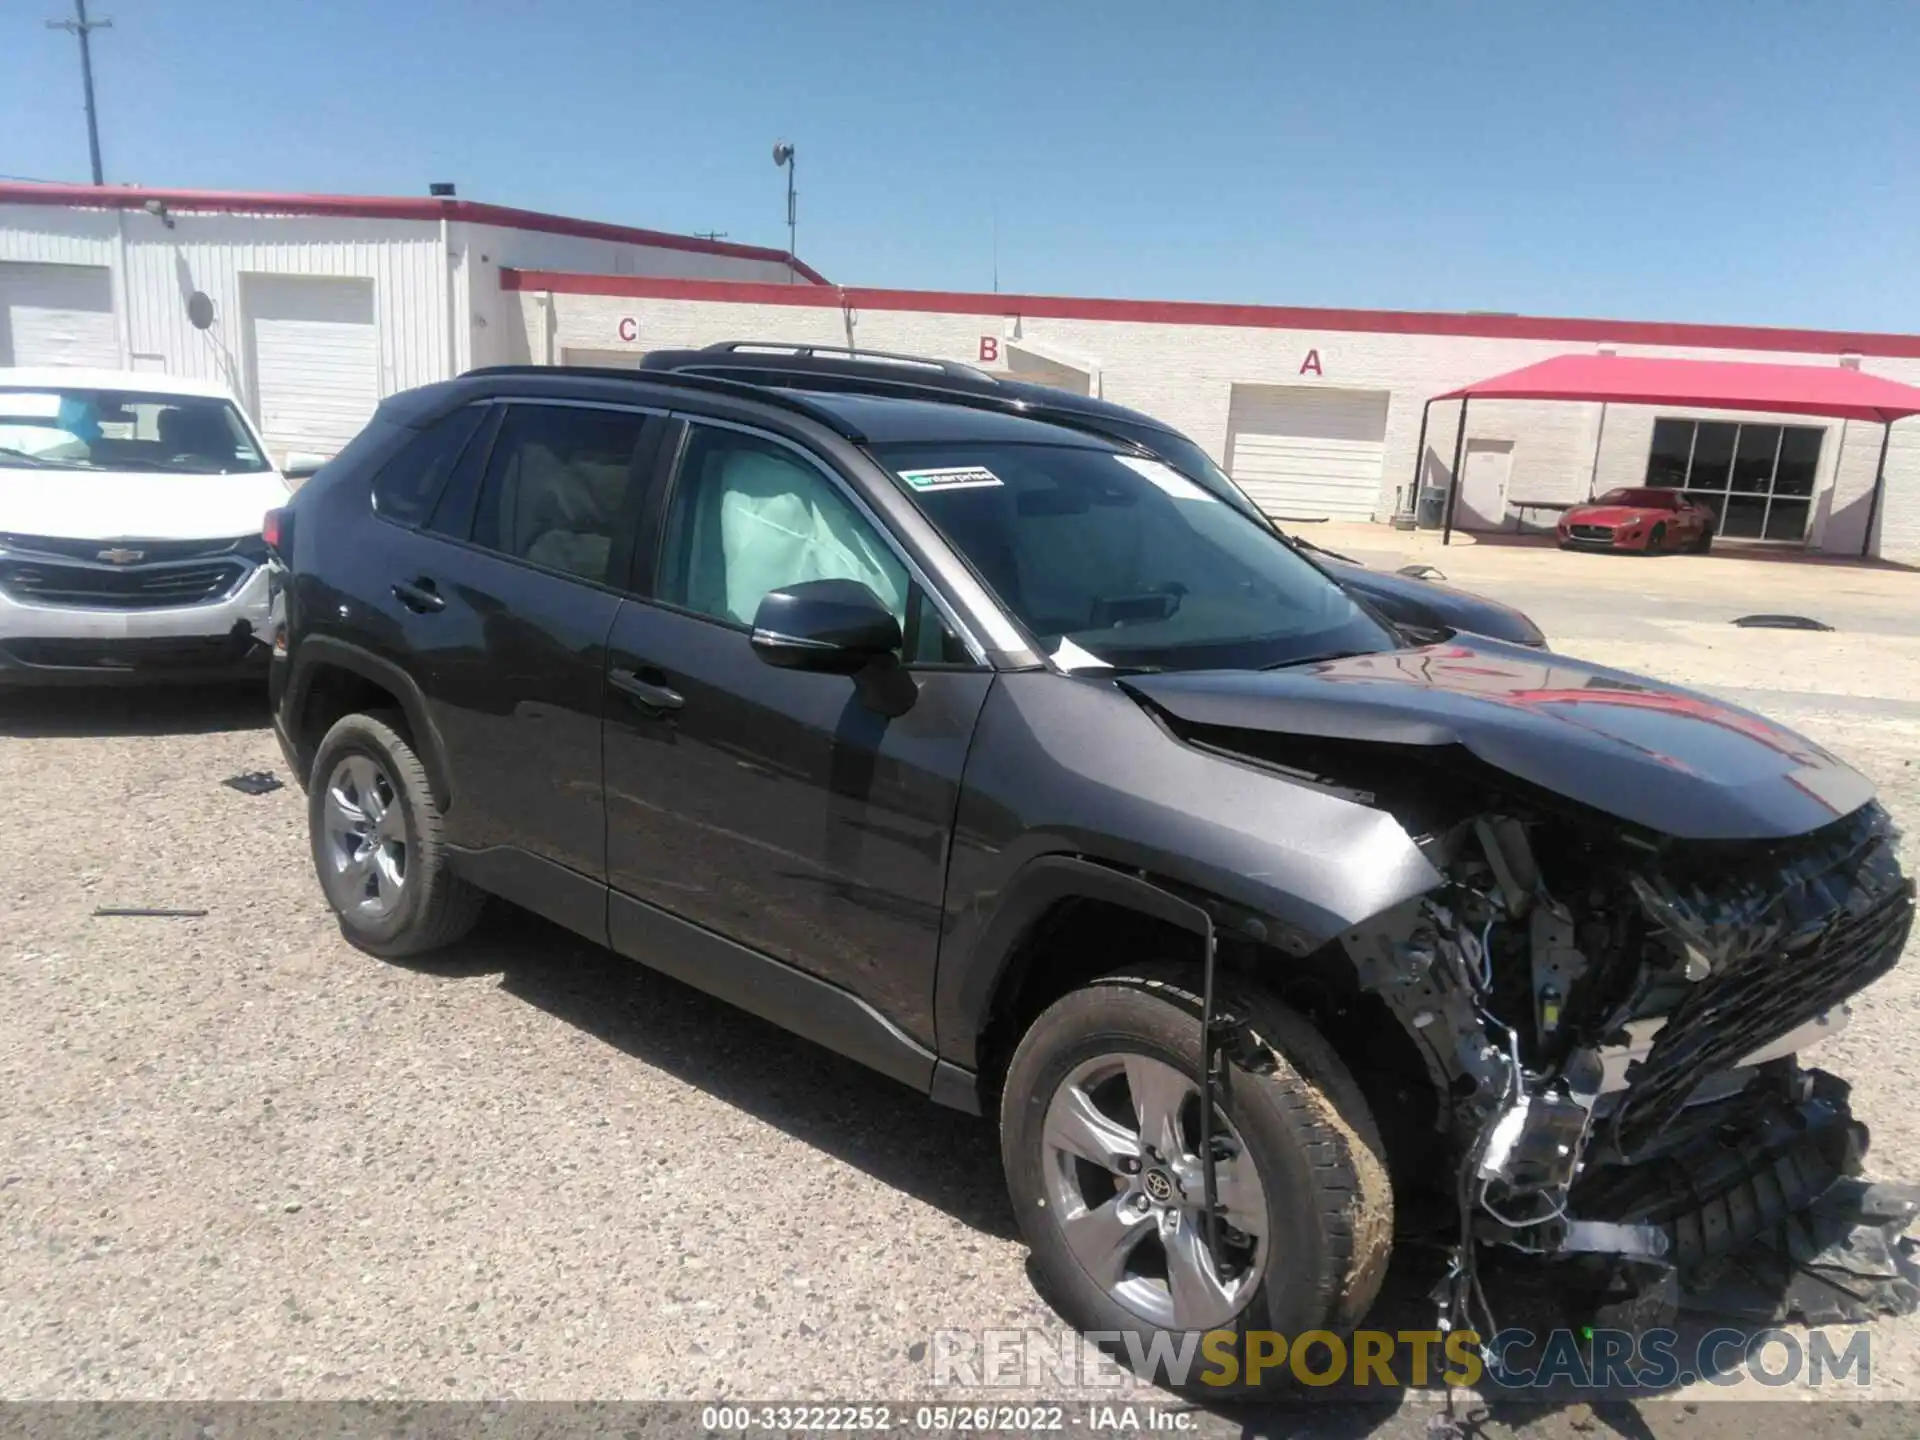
<box><xmin>772</xmin><ymin>141</ymin><xmax>797</xmax><ymax>282</ymax></box>
<box><xmin>46</xmin><ymin>0</ymin><xmax>112</xmax><ymax>185</ymax></box>
<box><xmin>694</xmin><ymin>231</ymin><xmax>729</xmax><ymax>242</ymax></box>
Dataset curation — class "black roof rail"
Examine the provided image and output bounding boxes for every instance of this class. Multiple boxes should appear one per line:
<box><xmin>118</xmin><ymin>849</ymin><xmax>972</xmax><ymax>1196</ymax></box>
<box><xmin>695</xmin><ymin>340</ymin><xmax>992</xmax><ymax>382</ymax></box>
<box><xmin>459</xmin><ymin>364</ymin><xmax>868</xmax><ymax>440</ymax></box>
<box><xmin>672</xmin><ymin>362</ymin><xmax>1163</xmax><ymax>457</ymax></box>
<box><xmin>697</xmin><ymin>366</ymin><xmax>1024</xmax><ymax>414</ymax></box>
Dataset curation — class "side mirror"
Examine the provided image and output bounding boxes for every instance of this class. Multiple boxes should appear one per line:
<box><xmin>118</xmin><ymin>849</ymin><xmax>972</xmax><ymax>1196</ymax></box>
<box><xmin>281</xmin><ymin>451</ymin><xmax>329</xmax><ymax>484</ymax></box>
<box><xmin>750</xmin><ymin>579</ymin><xmax>902</xmax><ymax>676</ymax></box>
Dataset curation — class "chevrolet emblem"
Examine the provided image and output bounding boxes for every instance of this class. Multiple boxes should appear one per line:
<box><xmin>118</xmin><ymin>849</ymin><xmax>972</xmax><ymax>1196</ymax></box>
<box><xmin>96</xmin><ymin>547</ymin><xmax>145</xmax><ymax>565</ymax></box>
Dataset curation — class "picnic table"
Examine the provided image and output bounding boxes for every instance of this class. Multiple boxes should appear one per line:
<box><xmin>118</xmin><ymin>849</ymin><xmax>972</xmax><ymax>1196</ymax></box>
<box><xmin>1505</xmin><ymin>498</ymin><xmax>1578</xmax><ymax>534</ymax></box>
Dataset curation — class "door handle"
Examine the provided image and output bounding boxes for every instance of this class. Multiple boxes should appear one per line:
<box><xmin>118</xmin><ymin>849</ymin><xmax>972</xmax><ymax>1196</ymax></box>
<box><xmin>609</xmin><ymin>666</ymin><xmax>685</xmax><ymax>712</ymax></box>
<box><xmin>392</xmin><ymin>578</ymin><xmax>445</xmax><ymax>614</ymax></box>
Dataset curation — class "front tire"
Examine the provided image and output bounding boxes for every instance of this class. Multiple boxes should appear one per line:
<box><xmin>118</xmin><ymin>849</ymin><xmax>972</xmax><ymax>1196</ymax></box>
<box><xmin>1000</xmin><ymin>967</ymin><xmax>1393</xmax><ymax>1384</ymax></box>
<box><xmin>308</xmin><ymin>711</ymin><xmax>484</xmax><ymax>957</ymax></box>
<box><xmin>1648</xmin><ymin>521</ymin><xmax>1667</xmax><ymax>552</ymax></box>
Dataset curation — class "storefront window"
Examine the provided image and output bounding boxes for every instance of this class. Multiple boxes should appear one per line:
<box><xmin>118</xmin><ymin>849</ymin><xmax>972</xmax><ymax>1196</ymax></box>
<box><xmin>1644</xmin><ymin>417</ymin><xmax>1823</xmax><ymax>541</ymax></box>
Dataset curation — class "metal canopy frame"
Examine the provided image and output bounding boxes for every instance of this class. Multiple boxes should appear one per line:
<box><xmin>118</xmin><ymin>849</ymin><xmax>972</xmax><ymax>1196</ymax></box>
<box><xmin>1422</xmin><ymin>357</ymin><xmax>1915</xmax><ymax>558</ymax></box>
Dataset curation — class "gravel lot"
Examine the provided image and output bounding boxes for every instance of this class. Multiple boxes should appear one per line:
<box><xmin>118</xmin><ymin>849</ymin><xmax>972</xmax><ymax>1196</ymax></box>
<box><xmin>2</xmin><ymin>542</ymin><xmax>1918</xmax><ymax>1438</ymax></box>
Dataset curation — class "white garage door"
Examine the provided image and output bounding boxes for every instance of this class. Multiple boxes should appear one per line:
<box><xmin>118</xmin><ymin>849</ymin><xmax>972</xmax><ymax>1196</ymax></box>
<box><xmin>1004</xmin><ymin>346</ymin><xmax>1092</xmax><ymax>396</ymax></box>
<box><xmin>245</xmin><ymin>275</ymin><xmax>379</xmax><ymax>460</ymax></box>
<box><xmin>562</xmin><ymin>348</ymin><xmax>644</xmax><ymax>369</ymax></box>
<box><xmin>0</xmin><ymin>262</ymin><xmax>119</xmax><ymax>369</ymax></box>
<box><xmin>1225</xmin><ymin>384</ymin><xmax>1391</xmax><ymax>521</ymax></box>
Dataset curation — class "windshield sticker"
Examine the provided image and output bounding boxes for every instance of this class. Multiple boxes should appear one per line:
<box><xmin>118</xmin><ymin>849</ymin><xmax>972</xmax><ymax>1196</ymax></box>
<box><xmin>898</xmin><ymin>465</ymin><xmax>1004</xmax><ymax>492</ymax></box>
<box><xmin>1113</xmin><ymin>454</ymin><xmax>1216</xmax><ymax>502</ymax></box>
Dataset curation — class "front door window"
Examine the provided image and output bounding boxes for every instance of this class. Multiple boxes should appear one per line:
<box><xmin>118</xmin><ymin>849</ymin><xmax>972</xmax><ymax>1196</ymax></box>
<box><xmin>657</xmin><ymin>424</ymin><xmax>909</xmax><ymax>627</ymax></box>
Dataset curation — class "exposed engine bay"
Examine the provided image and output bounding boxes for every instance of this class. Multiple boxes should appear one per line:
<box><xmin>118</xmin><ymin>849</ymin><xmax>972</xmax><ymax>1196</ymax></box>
<box><xmin>1349</xmin><ymin>795</ymin><xmax>1917</xmax><ymax>1325</ymax></box>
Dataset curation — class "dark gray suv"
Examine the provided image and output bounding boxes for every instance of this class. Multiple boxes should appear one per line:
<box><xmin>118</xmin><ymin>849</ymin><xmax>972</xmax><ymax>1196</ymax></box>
<box><xmin>266</xmin><ymin>364</ymin><xmax>1912</xmax><ymax>1370</ymax></box>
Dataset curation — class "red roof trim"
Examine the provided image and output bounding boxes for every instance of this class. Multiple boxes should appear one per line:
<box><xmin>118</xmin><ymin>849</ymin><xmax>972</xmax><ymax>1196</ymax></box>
<box><xmin>1434</xmin><ymin>353</ymin><xmax>1920</xmax><ymax>423</ymax></box>
<box><xmin>497</xmin><ymin>267</ymin><xmax>1920</xmax><ymax>359</ymax></box>
<box><xmin>503</xmin><ymin>269</ymin><xmax>860</xmax><ymax>308</ymax></box>
<box><xmin>0</xmin><ymin>182</ymin><xmax>830</xmax><ymax>285</ymax></box>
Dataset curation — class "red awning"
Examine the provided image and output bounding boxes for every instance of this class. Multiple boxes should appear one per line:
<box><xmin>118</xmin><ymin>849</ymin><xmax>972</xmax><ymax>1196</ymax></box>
<box><xmin>1434</xmin><ymin>353</ymin><xmax>1920</xmax><ymax>423</ymax></box>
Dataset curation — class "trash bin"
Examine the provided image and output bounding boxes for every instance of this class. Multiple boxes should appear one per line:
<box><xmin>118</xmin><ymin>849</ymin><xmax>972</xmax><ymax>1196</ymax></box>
<box><xmin>1416</xmin><ymin>487</ymin><xmax>1447</xmax><ymax>529</ymax></box>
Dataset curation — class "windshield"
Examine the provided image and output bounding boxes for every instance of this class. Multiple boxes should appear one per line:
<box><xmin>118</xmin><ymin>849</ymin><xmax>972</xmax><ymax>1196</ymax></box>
<box><xmin>1088</xmin><ymin>419</ymin><xmax>1350</xmax><ymax>564</ymax></box>
<box><xmin>1087</xmin><ymin>420</ymin><xmax>1274</xmax><ymax>525</ymax></box>
<box><xmin>874</xmin><ymin>440</ymin><xmax>1395</xmax><ymax>671</ymax></box>
<box><xmin>0</xmin><ymin>387</ymin><xmax>270</xmax><ymax>475</ymax></box>
<box><xmin>1596</xmin><ymin>487</ymin><xmax>1676</xmax><ymax>508</ymax></box>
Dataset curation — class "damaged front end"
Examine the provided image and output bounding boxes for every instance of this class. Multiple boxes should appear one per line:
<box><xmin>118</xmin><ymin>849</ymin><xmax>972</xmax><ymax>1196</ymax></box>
<box><xmin>1121</xmin><ymin>640</ymin><xmax>1919</xmax><ymax>1329</ymax></box>
<box><xmin>1363</xmin><ymin>798</ymin><xmax>1917</xmax><ymax>1327</ymax></box>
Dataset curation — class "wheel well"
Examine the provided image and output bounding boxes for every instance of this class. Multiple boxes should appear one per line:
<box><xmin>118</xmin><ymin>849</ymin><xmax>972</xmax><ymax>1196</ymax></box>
<box><xmin>973</xmin><ymin>897</ymin><xmax>1202</xmax><ymax>1114</ymax></box>
<box><xmin>972</xmin><ymin>897</ymin><xmax>1440</xmax><ymax>1189</ymax></box>
<box><xmin>295</xmin><ymin>664</ymin><xmax>409</xmax><ymax>778</ymax></box>
<box><xmin>1251</xmin><ymin>943</ymin><xmax>1444</xmax><ymax>1200</ymax></box>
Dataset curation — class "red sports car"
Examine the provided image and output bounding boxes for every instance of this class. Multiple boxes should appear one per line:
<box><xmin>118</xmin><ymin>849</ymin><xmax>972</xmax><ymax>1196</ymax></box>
<box><xmin>1557</xmin><ymin>487</ymin><xmax>1716</xmax><ymax>553</ymax></box>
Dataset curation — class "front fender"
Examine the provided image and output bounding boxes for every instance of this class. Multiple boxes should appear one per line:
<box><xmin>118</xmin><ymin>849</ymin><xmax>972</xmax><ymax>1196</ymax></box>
<box><xmin>932</xmin><ymin>672</ymin><xmax>1442</xmax><ymax>1067</ymax></box>
<box><xmin>937</xmin><ymin>855</ymin><xmax>1213</xmax><ymax>1072</ymax></box>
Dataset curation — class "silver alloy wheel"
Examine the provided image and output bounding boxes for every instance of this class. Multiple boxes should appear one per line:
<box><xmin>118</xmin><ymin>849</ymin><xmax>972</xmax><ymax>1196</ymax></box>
<box><xmin>1041</xmin><ymin>1052</ymin><xmax>1269</xmax><ymax>1331</ymax></box>
<box><xmin>321</xmin><ymin>753</ymin><xmax>408</xmax><ymax>920</ymax></box>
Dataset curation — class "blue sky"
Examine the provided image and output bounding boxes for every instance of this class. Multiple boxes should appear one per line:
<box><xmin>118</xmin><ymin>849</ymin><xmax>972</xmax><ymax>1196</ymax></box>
<box><xmin>6</xmin><ymin>0</ymin><xmax>1917</xmax><ymax>330</ymax></box>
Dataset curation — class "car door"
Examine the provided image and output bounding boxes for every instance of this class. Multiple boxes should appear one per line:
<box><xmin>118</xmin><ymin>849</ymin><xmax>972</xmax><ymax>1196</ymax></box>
<box><xmin>390</xmin><ymin>398</ymin><xmax>663</xmax><ymax>936</ymax></box>
<box><xmin>601</xmin><ymin>416</ymin><xmax>994</xmax><ymax>1054</ymax></box>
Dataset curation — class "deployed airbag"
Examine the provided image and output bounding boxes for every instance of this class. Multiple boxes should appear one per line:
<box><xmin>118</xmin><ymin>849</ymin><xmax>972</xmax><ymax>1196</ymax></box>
<box><xmin>712</xmin><ymin>451</ymin><xmax>906</xmax><ymax>625</ymax></box>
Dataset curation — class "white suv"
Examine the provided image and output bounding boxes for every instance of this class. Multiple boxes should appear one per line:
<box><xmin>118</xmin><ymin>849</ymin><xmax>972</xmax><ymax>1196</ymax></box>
<box><xmin>0</xmin><ymin>368</ymin><xmax>299</xmax><ymax>684</ymax></box>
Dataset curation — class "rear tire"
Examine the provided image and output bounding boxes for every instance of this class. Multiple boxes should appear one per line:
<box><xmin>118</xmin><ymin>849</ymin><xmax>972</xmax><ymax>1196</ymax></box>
<box><xmin>1692</xmin><ymin>525</ymin><xmax>1713</xmax><ymax>554</ymax></box>
<box><xmin>308</xmin><ymin>710</ymin><xmax>484</xmax><ymax>958</ymax></box>
<box><xmin>1000</xmin><ymin>964</ymin><xmax>1393</xmax><ymax>1391</ymax></box>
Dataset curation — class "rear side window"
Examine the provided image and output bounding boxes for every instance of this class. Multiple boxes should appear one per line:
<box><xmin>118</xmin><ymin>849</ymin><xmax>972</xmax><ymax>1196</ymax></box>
<box><xmin>470</xmin><ymin>403</ymin><xmax>651</xmax><ymax>585</ymax></box>
<box><xmin>370</xmin><ymin>407</ymin><xmax>487</xmax><ymax>526</ymax></box>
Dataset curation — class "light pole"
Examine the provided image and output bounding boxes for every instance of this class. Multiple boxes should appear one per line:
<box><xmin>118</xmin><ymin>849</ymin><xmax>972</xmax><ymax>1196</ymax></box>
<box><xmin>772</xmin><ymin>141</ymin><xmax>796</xmax><ymax>282</ymax></box>
<box><xmin>46</xmin><ymin>0</ymin><xmax>112</xmax><ymax>185</ymax></box>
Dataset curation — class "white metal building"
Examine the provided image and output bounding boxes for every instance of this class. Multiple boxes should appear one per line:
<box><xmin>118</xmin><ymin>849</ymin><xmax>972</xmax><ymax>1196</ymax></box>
<box><xmin>6</xmin><ymin>181</ymin><xmax>1917</xmax><ymax>560</ymax></box>
<box><xmin>504</xmin><ymin>270</ymin><xmax>1920</xmax><ymax>562</ymax></box>
<box><xmin>0</xmin><ymin>182</ymin><xmax>820</xmax><ymax>462</ymax></box>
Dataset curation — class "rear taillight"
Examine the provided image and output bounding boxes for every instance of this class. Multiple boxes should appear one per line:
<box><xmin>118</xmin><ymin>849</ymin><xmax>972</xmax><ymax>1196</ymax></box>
<box><xmin>263</xmin><ymin>507</ymin><xmax>292</xmax><ymax>558</ymax></box>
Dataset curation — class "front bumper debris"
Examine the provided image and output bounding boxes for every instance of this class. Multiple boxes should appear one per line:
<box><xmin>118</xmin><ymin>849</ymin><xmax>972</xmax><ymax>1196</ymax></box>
<box><xmin>1382</xmin><ymin>800</ymin><xmax>1920</xmax><ymax>1338</ymax></box>
<box><xmin>1508</xmin><ymin>1067</ymin><xmax>1920</xmax><ymax>1327</ymax></box>
<box><xmin>1689</xmin><ymin>1176</ymin><xmax>1920</xmax><ymax>1325</ymax></box>
<box><xmin>1569</xmin><ymin>1068</ymin><xmax>1920</xmax><ymax>1323</ymax></box>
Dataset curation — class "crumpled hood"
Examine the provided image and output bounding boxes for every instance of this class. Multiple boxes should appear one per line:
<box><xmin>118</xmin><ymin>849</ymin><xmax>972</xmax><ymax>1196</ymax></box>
<box><xmin>1120</xmin><ymin>636</ymin><xmax>1875</xmax><ymax>841</ymax></box>
<box><xmin>0</xmin><ymin>468</ymin><xmax>289</xmax><ymax>542</ymax></box>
